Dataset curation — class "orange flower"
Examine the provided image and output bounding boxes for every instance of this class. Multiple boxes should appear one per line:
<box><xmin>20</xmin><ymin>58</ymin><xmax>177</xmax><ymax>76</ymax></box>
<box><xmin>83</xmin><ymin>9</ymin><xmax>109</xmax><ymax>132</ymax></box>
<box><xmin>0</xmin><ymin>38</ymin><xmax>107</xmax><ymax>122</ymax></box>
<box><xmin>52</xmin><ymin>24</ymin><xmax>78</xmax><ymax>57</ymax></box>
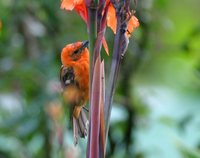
<box><xmin>107</xmin><ymin>4</ymin><xmax>139</xmax><ymax>36</ymax></box>
<box><xmin>127</xmin><ymin>15</ymin><xmax>140</xmax><ymax>37</ymax></box>
<box><xmin>106</xmin><ymin>4</ymin><xmax>116</xmax><ymax>33</ymax></box>
<box><xmin>61</xmin><ymin>0</ymin><xmax>139</xmax><ymax>35</ymax></box>
<box><xmin>61</xmin><ymin>0</ymin><xmax>139</xmax><ymax>54</ymax></box>
<box><xmin>61</xmin><ymin>0</ymin><xmax>88</xmax><ymax>23</ymax></box>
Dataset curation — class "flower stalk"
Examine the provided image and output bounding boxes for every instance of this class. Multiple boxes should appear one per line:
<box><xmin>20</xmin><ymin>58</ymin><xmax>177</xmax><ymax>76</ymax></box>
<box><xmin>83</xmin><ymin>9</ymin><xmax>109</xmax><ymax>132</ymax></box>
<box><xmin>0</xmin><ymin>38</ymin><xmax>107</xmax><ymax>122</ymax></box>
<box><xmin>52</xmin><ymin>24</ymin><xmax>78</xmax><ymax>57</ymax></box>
<box><xmin>104</xmin><ymin>0</ymin><xmax>133</xmax><ymax>146</ymax></box>
<box><xmin>86</xmin><ymin>0</ymin><xmax>106</xmax><ymax>158</ymax></box>
<box><xmin>88</xmin><ymin>7</ymin><xmax>97</xmax><ymax>66</ymax></box>
<box><xmin>60</xmin><ymin>0</ymin><xmax>139</xmax><ymax>156</ymax></box>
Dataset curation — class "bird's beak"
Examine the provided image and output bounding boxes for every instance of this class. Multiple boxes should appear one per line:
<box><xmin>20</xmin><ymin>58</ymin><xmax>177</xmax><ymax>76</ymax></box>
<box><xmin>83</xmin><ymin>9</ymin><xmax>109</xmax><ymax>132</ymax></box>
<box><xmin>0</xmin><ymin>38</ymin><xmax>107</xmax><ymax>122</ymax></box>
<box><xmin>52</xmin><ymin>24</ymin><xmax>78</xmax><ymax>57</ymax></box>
<box><xmin>81</xmin><ymin>40</ymin><xmax>89</xmax><ymax>49</ymax></box>
<box><xmin>72</xmin><ymin>41</ymin><xmax>89</xmax><ymax>56</ymax></box>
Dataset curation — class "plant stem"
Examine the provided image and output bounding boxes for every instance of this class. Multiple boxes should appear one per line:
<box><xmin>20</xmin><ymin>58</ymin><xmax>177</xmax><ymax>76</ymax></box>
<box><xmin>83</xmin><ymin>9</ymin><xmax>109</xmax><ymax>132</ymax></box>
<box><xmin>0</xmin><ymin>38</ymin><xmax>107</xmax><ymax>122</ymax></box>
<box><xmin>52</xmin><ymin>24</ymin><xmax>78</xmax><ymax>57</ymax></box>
<box><xmin>104</xmin><ymin>2</ymin><xmax>129</xmax><ymax>146</ymax></box>
<box><xmin>87</xmin><ymin>5</ymin><xmax>98</xmax><ymax>158</ymax></box>
<box><xmin>87</xmin><ymin>7</ymin><xmax>98</xmax><ymax>102</ymax></box>
<box><xmin>104</xmin><ymin>19</ymin><xmax>122</xmax><ymax>144</ymax></box>
<box><xmin>88</xmin><ymin>7</ymin><xmax>97</xmax><ymax>70</ymax></box>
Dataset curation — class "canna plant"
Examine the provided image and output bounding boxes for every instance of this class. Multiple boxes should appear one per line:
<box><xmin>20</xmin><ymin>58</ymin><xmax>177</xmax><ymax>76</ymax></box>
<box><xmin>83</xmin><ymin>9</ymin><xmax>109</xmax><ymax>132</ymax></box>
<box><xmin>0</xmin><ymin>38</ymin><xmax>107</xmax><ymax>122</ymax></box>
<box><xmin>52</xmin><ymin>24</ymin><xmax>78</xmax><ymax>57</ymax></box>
<box><xmin>60</xmin><ymin>0</ymin><xmax>139</xmax><ymax>157</ymax></box>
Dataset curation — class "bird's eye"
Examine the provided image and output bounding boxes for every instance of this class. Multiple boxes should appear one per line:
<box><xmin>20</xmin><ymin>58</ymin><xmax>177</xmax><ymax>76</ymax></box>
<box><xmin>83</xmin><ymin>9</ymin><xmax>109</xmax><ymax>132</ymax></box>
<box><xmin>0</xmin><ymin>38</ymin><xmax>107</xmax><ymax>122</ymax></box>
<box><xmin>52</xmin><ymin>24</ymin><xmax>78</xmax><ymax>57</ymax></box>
<box><xmin>73</xmin><ymin>49</ymin><xmax>79</xmax><ymax>54</ymax></box>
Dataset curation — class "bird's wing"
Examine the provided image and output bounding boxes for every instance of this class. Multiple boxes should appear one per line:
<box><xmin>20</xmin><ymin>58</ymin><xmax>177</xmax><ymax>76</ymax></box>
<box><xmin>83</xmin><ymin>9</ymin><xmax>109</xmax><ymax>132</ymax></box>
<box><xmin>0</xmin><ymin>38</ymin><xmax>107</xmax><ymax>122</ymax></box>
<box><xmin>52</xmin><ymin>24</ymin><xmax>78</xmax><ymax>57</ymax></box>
<box><xmin>60</xmin><ymin>65</ymin><xmax>88</xmax><ymax>144</ymax></box>
<box><xmin>60</xmin><ymin>65</ymin><xmax>75</xmax><ymax>88</ymax></box>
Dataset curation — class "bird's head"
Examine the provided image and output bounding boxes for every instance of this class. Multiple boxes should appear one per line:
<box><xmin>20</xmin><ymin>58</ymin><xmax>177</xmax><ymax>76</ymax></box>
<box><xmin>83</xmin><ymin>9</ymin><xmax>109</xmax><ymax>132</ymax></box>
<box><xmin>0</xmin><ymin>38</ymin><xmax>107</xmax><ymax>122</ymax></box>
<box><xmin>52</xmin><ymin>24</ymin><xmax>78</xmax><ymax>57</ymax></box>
<box><xmin>61</xmin><ymin>41</ymin><xmax>89</xmax><ymax>66</ymax></box>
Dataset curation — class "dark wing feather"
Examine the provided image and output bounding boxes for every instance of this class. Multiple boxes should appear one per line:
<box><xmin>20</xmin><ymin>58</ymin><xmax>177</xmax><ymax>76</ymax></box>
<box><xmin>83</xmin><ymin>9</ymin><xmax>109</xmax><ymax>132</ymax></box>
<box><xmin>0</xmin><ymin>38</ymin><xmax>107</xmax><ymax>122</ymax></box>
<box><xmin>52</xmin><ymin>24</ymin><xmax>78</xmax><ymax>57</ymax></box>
<box><xmin>60</xmin><ymin>65</ymin><xmax>75</xmax><ymax>88</ymax></box>
<box><xmin>60</xmin><ymin>65</ymin><xmax>88</xmax><ymax>145</ymax></box>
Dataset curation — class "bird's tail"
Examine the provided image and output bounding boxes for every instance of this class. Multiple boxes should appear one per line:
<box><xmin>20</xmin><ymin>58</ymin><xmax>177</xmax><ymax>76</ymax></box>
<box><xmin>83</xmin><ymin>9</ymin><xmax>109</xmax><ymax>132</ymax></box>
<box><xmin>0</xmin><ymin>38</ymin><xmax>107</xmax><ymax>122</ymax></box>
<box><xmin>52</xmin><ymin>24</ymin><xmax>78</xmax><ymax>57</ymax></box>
<box><xmin>73</xmin><ymin>108</ymin><xmax>88</xmax><ymax>145</ymax></box>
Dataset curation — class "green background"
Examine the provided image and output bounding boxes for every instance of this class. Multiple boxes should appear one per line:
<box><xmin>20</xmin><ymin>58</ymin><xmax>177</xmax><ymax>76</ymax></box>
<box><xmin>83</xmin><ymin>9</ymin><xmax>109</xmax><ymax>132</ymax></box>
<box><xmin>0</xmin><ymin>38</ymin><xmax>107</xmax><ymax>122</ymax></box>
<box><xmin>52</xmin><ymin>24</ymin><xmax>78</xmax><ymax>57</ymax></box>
<box><xmin>0</xmin><ymin>0</ymin><xmax>200</xmax><ymax>157</ymax></box>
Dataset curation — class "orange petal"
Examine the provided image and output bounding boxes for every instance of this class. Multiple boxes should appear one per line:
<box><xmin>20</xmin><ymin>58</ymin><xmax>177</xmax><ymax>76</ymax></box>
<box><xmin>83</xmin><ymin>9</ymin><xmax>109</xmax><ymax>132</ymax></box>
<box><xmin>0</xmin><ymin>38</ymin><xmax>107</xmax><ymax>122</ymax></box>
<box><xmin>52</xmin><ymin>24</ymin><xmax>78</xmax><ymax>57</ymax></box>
<box><xmin>61</xmin><ymin>0</ymin><xmax>75</xmax><ymax>10</ymax></box>
<box><xmin>75</xmin><ymin>3</ymin><xmax>88</xmax><ymax>23</ymax></box>
<box><xmin>61</xmin><ymin>0</ymin><xmax>88</xmax><ymax>23</ymax></box>
<box><xmin>106</xmin><ymin>4</ymin><xmax>117</xmax><ymax>34</ymax></box>
<box><xmin>102</xmin><ymin>37</ymin><xmax>109</xmax><ymax>55</ymax></box>
<box><xmin>126</xmin><ymin>15</ymin><xmax>139</xmax><ymax>37</ymax></box>
<box><xmin>61</xmin><ymin>0</ymin><xmax>84</xmax><ymax>10</ymax></box>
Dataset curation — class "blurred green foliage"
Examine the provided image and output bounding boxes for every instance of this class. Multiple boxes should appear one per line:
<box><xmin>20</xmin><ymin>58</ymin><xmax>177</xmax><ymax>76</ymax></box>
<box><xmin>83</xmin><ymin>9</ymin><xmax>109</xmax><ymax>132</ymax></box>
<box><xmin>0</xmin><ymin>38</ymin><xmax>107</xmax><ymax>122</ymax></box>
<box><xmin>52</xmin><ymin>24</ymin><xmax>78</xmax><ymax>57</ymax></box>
<box><xmin>0</xmin><ymin>0</ymin><xmax>200</xmax><ymax>158</ymax></box>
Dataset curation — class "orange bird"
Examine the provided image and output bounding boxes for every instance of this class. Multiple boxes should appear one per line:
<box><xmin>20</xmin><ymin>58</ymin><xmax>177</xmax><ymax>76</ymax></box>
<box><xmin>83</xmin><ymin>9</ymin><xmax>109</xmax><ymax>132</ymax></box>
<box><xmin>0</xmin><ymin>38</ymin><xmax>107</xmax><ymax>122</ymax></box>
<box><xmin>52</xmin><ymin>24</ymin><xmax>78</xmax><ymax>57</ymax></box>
<box><xmin>60</xmin><ymin>41</ymin><xmax>89</xmax><ymax>145</ymax></box>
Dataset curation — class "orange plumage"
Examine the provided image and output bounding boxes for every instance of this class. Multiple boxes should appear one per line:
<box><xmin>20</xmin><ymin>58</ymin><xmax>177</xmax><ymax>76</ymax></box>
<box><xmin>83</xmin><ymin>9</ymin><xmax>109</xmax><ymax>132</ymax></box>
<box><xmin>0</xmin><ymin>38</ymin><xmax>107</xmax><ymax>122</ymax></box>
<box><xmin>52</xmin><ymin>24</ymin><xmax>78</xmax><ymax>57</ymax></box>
<box><xmin>61</xmin><ymin>41</ymin><xmax>89</xmax><ymax>117</ymax></box>
<box><xmin>60</xmin><ymin>41</ymin><xmax>89</xmax><ymax>145</ymax></box>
